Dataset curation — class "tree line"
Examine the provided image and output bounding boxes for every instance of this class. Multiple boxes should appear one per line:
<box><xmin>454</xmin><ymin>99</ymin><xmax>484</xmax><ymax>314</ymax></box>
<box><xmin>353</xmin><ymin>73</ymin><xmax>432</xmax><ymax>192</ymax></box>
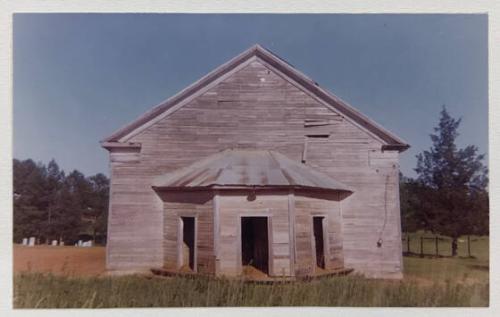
<box><xmin>400</xmin><ymin>107</ymin><xmax>489</xmax><ymax>256</ymax></box>
<box><xmin>13</xmin><ymin>159</ymin><xmax>109</xmax><ymax>245</ymax></box>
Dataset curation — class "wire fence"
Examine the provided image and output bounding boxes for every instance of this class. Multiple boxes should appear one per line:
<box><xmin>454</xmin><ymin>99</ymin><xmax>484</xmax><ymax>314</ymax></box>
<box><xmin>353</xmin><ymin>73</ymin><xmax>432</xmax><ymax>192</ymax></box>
<box><xmin>402</xmin><ymin>234</ymin><xmax>476</xmax><ymax>258</ymax></box>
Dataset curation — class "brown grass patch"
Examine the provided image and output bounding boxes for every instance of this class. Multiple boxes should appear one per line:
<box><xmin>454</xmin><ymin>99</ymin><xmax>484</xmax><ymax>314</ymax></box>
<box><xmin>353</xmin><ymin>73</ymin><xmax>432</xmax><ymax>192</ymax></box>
<box><xmin>14</xmin><ymin>244</ymin><xmax>106</xmax><ymax>276</ymax></box>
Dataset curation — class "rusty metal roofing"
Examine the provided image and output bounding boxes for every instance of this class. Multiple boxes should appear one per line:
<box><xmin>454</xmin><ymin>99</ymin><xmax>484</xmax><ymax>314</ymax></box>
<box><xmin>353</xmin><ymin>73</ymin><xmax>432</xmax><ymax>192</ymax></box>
<box><xmin>152</xmin><ymin>149</ymin><xmax>353</xmax><ymax>193</ymax></box>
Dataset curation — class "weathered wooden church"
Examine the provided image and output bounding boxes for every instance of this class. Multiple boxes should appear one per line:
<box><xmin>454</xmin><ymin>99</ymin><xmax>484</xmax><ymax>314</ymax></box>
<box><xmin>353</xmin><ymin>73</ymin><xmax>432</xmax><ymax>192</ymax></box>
<box><xmin>101</xmin><ymin>45</ymin><xmax>409</xmax><ymax>279</ymax></box>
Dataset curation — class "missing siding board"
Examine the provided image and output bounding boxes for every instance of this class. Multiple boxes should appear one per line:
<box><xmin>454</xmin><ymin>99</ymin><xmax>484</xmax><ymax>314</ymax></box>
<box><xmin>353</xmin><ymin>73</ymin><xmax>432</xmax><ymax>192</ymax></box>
<box><xmin>304</xmin><ymin>121</ymin><xmax>330</xmax><ymax>127</ymax></box>
<box><xmin>306</xmin><ymin>134</ymin><xmax>330</xmax><ymax>138</ymax></box>
<box><xmin>302</xmin><ymin>138</ymin><xmax>309</xmax><ymax>163</ymax></box>
<box><xmin>304</xmin><ymin>118</ymin><xmax>342</xmax><ymax>127</ymax></box>
<box><xmin>302</xmin><ymin>134</ymin><xmax>330</xmax><ymax>163</ymax></box>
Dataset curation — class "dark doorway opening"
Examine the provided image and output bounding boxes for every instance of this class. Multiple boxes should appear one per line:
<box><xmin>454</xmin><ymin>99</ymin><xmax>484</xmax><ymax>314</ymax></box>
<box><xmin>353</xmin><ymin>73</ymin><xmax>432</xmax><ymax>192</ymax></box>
<box><xmin>241</xmin><ymin>217</ymin><xmax>269</xmax><ymax>274</ymax></box>
<box><xmin>181</xmin><ymin>217</ymin><xmax>195</xmax><ymax>271</ymax></box>
<box><xmin>313</xmin><ymin>216</ymin><xmax>325</xmax><ymax>269</ymax></box>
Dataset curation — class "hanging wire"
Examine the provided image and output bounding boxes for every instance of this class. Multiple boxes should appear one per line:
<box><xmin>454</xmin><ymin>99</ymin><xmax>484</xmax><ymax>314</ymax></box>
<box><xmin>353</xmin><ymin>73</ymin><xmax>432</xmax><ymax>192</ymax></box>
<box><xmin>377</xmin><ymin>174</ymin><xmax>390</xmax><ymax>247</ymax></box>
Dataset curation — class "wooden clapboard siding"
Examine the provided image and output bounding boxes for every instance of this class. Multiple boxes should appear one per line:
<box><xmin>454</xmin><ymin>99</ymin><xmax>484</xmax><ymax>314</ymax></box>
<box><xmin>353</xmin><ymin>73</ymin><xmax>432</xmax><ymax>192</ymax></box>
<box><xmin>107</xmin><ymin>147</ymin><xmax>163</xmax><ymax>270</ymax></box>
<box><xmin>106</xmin><ymin>58</ymin><xmax>403</xmax><ymax>278</ymax></box>
<box><xmin>305</xmin><ymin>136</ymin><xmax>402</xmax><ymax>278</ymax></box>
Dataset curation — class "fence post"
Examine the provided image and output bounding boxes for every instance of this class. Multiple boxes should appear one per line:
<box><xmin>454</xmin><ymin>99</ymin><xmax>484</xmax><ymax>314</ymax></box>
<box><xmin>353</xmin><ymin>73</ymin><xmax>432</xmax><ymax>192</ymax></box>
<box><xmin>407</xmin><ymin>234</ymin><xmax>410</xmax><ymax>254</ymax></box>
<box><xmin>420</xmin><ymin>237</ymin><xmax>424</xmax><ymax>258</ymax></box>
<box><xmin>435</xmin><ymin>236</ymin><xmax>439</xmax><ymax>257</ymax></box>
<box><xmin>467</xmin><ymin>235</ymin><xmax>471</xmax><ymax>257</ymax></box>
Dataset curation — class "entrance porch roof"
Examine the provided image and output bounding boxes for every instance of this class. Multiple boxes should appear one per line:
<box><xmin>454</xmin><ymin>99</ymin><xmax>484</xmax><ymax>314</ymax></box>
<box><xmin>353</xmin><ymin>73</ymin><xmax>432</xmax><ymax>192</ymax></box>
<box><xmin>152</xmin><ymin>149</ymin><xmax>353</xmax><ymax>194</ymax></box>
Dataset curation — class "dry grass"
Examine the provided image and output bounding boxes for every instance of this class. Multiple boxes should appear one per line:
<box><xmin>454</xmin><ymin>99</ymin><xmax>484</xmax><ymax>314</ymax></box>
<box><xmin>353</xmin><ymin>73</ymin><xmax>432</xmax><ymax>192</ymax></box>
<box><xmin>12</xmin><ymin>238</ymin><xmax>489</xmax><ymax>307</ymax></box>
<box><xmin>13</xmin><ymin>272</ymin><xmax>488</xmax><ymax>307</ymax></box>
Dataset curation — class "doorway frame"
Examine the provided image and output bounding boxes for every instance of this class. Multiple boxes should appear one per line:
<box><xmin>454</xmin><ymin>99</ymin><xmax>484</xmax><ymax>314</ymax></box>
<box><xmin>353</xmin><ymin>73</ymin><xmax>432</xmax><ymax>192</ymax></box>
<box><xmin>310</xmin><ymin>214</ymin><xmax>329</xmax><ymax>274</ymax></box>
<box><xmin>237</xmin><ymin>214</ymin><xmax>273</xmax><ymax>276</ymax></box>
<box><xmin>177</xmin><ymin>214</ymin><xmax>198</xmax><ymax>272</ymax></box>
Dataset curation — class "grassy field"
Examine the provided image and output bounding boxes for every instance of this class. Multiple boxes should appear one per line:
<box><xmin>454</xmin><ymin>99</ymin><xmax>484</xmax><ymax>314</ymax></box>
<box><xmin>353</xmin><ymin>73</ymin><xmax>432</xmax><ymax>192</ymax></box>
<box><xmin>402</xmin><ymin>234</ymin><xmax>489</xmax><ymax>287</ymax></box>
<box><xmin>14</xmin><ymin>271</ymin><xmax>488</xmax><ymax>307</ymax></box>
<box><xmin>13</xmin><ymin>234</ymin><xmax>489</xmax><ymax>308</ymax></box>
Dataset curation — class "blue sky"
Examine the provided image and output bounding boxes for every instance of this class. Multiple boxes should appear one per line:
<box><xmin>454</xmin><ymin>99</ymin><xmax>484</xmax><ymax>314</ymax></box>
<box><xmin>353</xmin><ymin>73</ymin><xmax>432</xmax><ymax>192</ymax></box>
<box><xmin>13</xmin><ymin>14</ymin><xmax>488</xmax><ymax>177</ymax></box>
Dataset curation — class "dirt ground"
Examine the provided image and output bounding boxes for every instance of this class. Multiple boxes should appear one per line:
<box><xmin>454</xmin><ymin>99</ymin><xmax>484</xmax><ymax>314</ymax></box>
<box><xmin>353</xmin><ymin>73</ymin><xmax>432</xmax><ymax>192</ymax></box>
<box><xmin>14</xmin><ymin>244</ymin><xmax>106</xmax><ymax>276</ymax></box>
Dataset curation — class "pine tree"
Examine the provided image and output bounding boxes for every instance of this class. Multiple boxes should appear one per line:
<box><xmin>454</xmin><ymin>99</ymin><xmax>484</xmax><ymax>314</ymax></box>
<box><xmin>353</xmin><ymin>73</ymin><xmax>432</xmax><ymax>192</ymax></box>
<box><xmin>44</xmin><ymin>159</ymin><xmax>65</xmax><ymax>243</ymax></box>
<box><xmin>87</xmin><ymin>173</ymin><xmax>110</xmax><ymax>243</ymax></box>
<box><xmin>414</xmin><ymin>106</ymin><xmax>488</xmax><ymax>256</ymax></box>
<box><xmin>13</xmin><ymin>159</ymin><xmax>48</xmax><ymax>242</ymax></box>
<box><xmin>399</xmin><ymin>173</ymin><xmax>420</xmax><ymax>233</ymax></box>
<box><xmin>62</xmin><ymin>170</ymin><xmax>92</xmax><ymax>242</ymax></box>
<box><xmin>13</xmin><ymin>158</ymin><xmax>110</xmax><ymax>245</ymax></box>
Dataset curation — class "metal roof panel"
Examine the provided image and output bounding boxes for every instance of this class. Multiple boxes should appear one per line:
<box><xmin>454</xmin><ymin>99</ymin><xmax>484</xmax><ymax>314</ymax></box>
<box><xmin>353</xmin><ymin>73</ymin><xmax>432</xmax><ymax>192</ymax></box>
<box><xmin>153</xmin><ymin>149</ymin><xmax>353</xmax><ymax>193</ymax></box>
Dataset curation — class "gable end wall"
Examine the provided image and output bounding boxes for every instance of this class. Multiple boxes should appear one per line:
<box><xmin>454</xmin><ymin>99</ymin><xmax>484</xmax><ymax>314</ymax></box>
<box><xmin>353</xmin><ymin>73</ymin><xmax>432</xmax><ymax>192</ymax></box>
<box><xmin>106</xmin><ymin>60</ymin><xmax>403</xmax><ymax>278</ymax></box>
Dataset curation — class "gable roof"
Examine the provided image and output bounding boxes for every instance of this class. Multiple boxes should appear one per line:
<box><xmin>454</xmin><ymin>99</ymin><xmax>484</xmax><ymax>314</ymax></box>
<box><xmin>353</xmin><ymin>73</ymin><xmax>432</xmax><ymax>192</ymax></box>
<box><xmin>102</xmin><ymin>44</ymin><xmax>409</xmax><ymax>151</ymax></box>
<box><xmin>152</xmin><ymin>149</ymin><xmax>353</xmax><ymax>194</ymax></box>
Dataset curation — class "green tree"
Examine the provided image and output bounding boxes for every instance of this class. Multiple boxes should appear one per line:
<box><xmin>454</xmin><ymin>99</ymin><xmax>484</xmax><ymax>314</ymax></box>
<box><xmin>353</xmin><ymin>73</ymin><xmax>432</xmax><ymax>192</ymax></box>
<box><xmin>399</xmin><ymin>173</ymin><xmax>423</xmax><ymax>233</ymax></box>
<box><xmin>13</xmin><ymin>159</ymin><xmax>47</xmax><ymax>242</ymax></box>
<box><xmin>44</xmin><ymin>159</ymin><xmax>65</xmax><ymax>242</ymax></box>
<box><xmin>50</xmin><ymin>179</ymin><xmax>82</xmax><ymax>242</ymax></box>
<box><xmin>61</xmin><ymin>170</ymin><xmax>93</xmax><ymax>242</ymax></box>
<box><xmin>414</xmin><ymin>107</ymin><xmax>488</xmax><ymax>256</ymax></box>
<box><xmin>86</xmin><ymin>173</ymin><xmax>110</xmax><ymax>244</ymax></box>
<box><xmin>13</xmin><ymin>158</ymin><xmax>110</xmax><ymax>245</ymax></box>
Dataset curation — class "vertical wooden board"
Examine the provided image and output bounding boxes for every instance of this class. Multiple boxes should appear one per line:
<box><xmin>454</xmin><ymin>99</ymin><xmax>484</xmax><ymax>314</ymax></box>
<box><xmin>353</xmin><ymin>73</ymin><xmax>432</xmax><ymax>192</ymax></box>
<box><xmin>293</xmin><ymin>194</ymin><xmax>314</xmax><ymax>276</ymax></box>
<box><xmin>326</xmin><ymin>201</ymin><xmax>344</xmax><ymax>269</ymax></box>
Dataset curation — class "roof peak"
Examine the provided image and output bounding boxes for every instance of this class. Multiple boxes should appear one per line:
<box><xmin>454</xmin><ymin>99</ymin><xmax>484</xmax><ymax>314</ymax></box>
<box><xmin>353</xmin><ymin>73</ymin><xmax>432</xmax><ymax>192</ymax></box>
<box><xmin>248</xmin><ymin>43</ymin><xmax>266</xmax><ymax>51</ymax></box>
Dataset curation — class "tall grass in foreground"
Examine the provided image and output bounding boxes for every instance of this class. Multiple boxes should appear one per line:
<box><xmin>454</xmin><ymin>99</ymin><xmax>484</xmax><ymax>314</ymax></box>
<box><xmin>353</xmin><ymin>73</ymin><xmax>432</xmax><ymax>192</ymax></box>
<box><xmin>14</xmin><ymin>273</ymin><xmax>488</xmax><ymax>308</ymax></box>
